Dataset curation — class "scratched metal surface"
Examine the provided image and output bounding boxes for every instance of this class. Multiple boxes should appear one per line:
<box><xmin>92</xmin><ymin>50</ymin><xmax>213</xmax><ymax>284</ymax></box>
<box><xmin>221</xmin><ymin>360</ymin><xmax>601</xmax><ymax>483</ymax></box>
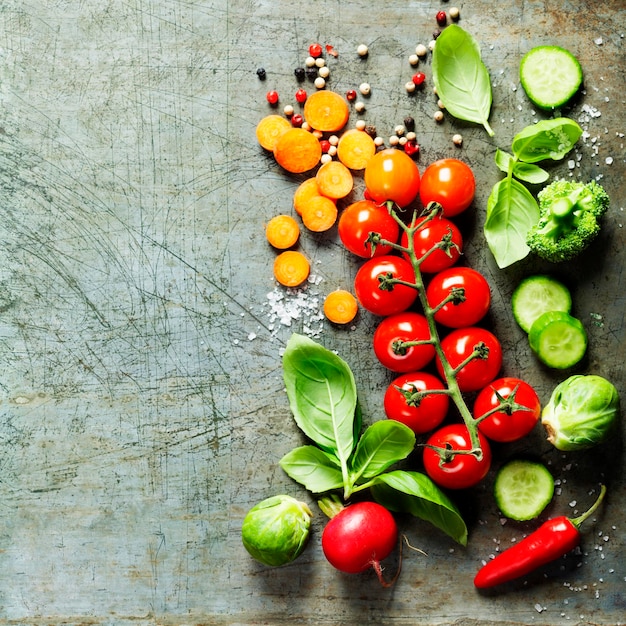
<box><xmin>0</xmin><ymin>0</ymin><xmax>624</xmax><ymax>624</ymax></box>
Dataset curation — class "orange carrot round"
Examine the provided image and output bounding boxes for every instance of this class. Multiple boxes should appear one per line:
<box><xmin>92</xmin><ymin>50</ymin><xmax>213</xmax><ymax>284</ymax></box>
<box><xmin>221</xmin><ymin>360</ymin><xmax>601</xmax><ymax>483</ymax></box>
<box><xmin>266</xmin><ymin>214</ymin><xmax>300</xmax><ymax>249</ymax></box>
<box><xmin>256</xmin><ymin>115</ymin><xmax>291</xmax><ymax>151</ymax></box>
<box><xmin>303</xmin><ymin>90</ymin><xmax>350</xmax><ymax>132</ymax></box>
<box><xmin>273</xmin><ymin>128</ymin><xmax>322</xmax><ymax>173</ymax></box>
<box><xmin>316</xmin><ymin>160</ymin><xmax>354</xmax><ymax>199</ymax></box>
<box><xmin>273</xmin><ymin>251</ymin><xmax>310</xmax><ymax>287</ymax></box>
<box><xmin>301</xmin><ymin>195</ymin><xmax>338</xmax><ymax>232</ymax></box>
<box><xmin>337</xmin><ymin>128</ymin><xmax>377</xmax><ymax>170</ymax></box>
<box><xmin>293</xmin><ymin>178</ymin><xmax>321</xmax><ymax>216</ymax></box>
<box><xmin>324</xmin><ymin>289</ymin><xmax>359</xmax><ymax>324</ymax></box>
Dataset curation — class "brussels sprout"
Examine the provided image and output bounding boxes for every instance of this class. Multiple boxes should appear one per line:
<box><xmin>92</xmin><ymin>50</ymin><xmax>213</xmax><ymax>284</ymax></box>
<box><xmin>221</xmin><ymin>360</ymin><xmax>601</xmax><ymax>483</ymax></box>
<box><xmin>242</xmin><ymin>495</ymin><xmax>312</xmax><ymax>566</ymax></box>
<box><xmin>541</xmin><ymin>374</ymin><xmax>620</xmax><ymax>451</ymax></box>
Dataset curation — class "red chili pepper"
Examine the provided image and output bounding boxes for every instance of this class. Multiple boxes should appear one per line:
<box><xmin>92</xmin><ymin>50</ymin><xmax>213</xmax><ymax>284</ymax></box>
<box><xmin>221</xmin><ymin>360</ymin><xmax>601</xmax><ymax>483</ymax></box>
<box><xmin>474</xmin><ymin>485</ymin><xmax>606</xmax><ymax>589</ymax></box>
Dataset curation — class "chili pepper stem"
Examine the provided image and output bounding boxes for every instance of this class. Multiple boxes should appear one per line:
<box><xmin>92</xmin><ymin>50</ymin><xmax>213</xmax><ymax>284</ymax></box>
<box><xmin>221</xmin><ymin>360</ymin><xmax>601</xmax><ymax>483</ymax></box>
<box><xmin>571</xmin><ymin>484</ymin><xmax>607</xmax><ymax>528</ymax></box>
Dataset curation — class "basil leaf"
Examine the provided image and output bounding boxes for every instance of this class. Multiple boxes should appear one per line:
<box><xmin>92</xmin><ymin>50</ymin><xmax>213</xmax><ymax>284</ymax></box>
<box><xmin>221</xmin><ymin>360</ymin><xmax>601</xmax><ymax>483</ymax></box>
<box><xmin>484</xmin><ymin>177</ymin><xmax>540</xmax><ymax>268</ymax></box>
<box><xmin>494</xmin><ymin>148</ymin><xmax>514</xmax><ymax>174</ymax></box>
<box><xmin>283</xmin><ymin>334</ymin><xmax>357</xmax><ymax>464</ymax></box>
<box><xmin>432</xmin><ymin>24</ymin><xmax>494</xmax><ymax>136</ymax></box>
<box><xmin>495</xmin><ymin>148</ymin><xmax>549</xmax><ymax>184</ymax></box>
<box><xmin>370</xmin><ymin>470</ymin><xmax>468</xmax><ymax>546</ymax></box>
<box><xmin>279</xmin><ymin>445</ymin><xmax>344</xmax><ymax>493</ymax></box>
<box><xmin>511</xmin><ymin>117</ymin><xmax>582</xmax><ymax>163</ymax></box>
<box><xmin>349</xmin><ymin>420</ymin><xmax>416</xmax><ymax>481</ymax></box>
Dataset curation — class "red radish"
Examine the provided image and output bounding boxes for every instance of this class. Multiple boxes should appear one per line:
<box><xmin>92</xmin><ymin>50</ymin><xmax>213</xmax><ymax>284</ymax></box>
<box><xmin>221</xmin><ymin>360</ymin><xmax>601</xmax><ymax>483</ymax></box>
<box><xmin>321</xmin><ymin>501</ymin><xmax>399</xmax><ymax>586</ymax></box>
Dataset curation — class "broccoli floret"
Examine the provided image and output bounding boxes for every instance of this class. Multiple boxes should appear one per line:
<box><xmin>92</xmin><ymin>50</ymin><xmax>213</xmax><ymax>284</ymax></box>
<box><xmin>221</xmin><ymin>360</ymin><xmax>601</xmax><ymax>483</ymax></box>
<box><xmin>526</xmin><ymin>179</ymin><xmax>610</xmax><ymax>263</ymax></box>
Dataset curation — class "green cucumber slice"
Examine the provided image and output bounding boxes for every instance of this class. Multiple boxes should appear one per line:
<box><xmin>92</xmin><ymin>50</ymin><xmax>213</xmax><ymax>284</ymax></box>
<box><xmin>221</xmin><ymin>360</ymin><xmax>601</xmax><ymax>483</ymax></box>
<box><xmin>494</xmin><ymin>459</ymin><xmax>554</xmax><ymax>521</ymax></box>
<box><xmin>511</xmin><ymin>275</ymin><xmax>572</xmax><ymax>333</ymax></box>
<box><xmin>520</xmin><ymin>46</ymin><xmax>583</xmax><ymax>110</ymax></box>
<box><xmin>528</xmin><ymin>311</ymin><xmax>587</xmax><ymax>369</ymax></box>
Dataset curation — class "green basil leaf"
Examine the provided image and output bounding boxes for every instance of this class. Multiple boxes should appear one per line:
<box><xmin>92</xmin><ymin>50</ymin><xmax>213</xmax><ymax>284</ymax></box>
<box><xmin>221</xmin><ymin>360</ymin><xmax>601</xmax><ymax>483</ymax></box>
<box><xmin>511</xmin><ymin>117</ymin><xmax>582</xmax><ymax>163</ymax></box>
<box><xmin>349</xmin><ymin>420</ymin><xmax>416</xmax><ymax>481</ymax></box>
<box><xmin>484</xmin><ymin>178</ymin><xmax>540</xmax><ymax>268</ymax></box>
<box><xmin>282</xmin><ymin>334</ymin><xmax>357</xmax><ymax>464</ymax></box>
<box><xmin>494</xmin><ymin>148</ymin><xmax>514</xmax><ymax>174</ymax></box>
<box><xmin>432</xmin><ymin>24</ymin><xmax>494</xmax><ymax>136</ymax></box>
<box><xmin>512</xmin><ymin>162</ymin><xmax>550</xmax><ymax>184</ymax></box>
<box><xmin>279</xmin><ymin>445</ymin><xmax>344</xmax><ymax>493</ymax></box>
<box><xmin>370</xmin><ymin>470</ymin><xmax>468</xmax><ymax>546</ymax></box>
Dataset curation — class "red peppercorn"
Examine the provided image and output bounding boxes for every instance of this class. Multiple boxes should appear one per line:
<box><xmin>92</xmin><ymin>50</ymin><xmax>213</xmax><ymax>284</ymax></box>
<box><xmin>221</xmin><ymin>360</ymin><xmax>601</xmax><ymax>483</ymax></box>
<box><xmin>319</xmin><ymin>139</ymin><xmax>331</xmax><ymax>153</ymax></box>
<box><xmin>291</xmin><ymin>113</ymin><xmax>304</xmax><ymax>127</ymax></box>
<box><xmin>295</xmin><ymin>88</ymin><xmax>308</xmax><ymax>104</ymax></box>
<box><xmin>309</xmin><ymin>43</ymin><xmax>323</xmax><ymax>58</ymax></box>
<box><xmin>346</xmin><ymin>89</ymin><xmax>357</xmax><ymax>102</ymax></box>
<box><xmin>404</xmin><ymin>139</ymin><xmax>420</xmax><ymax>158</ymax></box>
<box><xmin>266</xmin><ymin>90</ymin><xmax>279</xmax><ymax>105</ymax></box>
<box><xmin>412</xmin><ymin>72</ymin><xmax>426</xmax><ymax>86</ymax></box>
<box><xmin>436</xmin><ymin>10</ymin><xmax>447</xmax><ymax>26</ymax></box>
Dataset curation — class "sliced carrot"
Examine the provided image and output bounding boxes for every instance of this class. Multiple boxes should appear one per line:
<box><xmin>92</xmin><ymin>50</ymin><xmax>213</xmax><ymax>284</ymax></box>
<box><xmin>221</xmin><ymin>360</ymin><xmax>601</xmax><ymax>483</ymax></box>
<box><xmin>273</xmin><ymin>127</ymin><xmax>322</xmax><ymax>173</ymax></box>
<box><xmin>303</xmin><ymin>90</ymin><xmax>350</xmax><ymax>132</ymax></box>
<box><xmin>293</xmin><ymin>177</ymin><xmax>321</xmax><ymax>216</ymax></box>
<box><xmin>337</xmin><ymin>128</ymin><xmax>377</xmax><ymax>170</ymax></box>
<box><xmin>256</xmin><ymin>115</ymin><xmax>291</xmax><ymax>151</ymax></box>
<box><xmin>324</xmin><ymin>289</ymin><xmax>359</xmax><ymax>324</ymax></box>
<box><xmin>300</xmin><ymin>194</ymin><xmax>338</xmax><ymax>232</ymax></box>
<box><xmin>273</xmin><ymin>250</ymin><xmax>310</xmax><ymax>287</ymax></box>
<box><xmin>266</xmin><ymin>214</ymin><xmax>300</xmax><ymax>249</ymax></box>
<box><xmin>316</xmin><ymin>160</ymin><xmax>354</xmax><ymax>199</ymax></box>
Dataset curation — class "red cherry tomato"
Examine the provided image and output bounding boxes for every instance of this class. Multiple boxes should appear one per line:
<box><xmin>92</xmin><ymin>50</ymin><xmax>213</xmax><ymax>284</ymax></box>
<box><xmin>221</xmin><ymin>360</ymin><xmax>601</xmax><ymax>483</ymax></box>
<box><xmin>419</xmin><ymin>158</ymin><xmax>476</xmax><ymax>217</ymax></box>
<box><xmin>423</xmin><ymin>424</ymin><xmax>492</xmax><ymax>490</ymax></box>
<box><xmin>354</xmin><ymin>255</ymin><xmax>417</xmax><ymax>316</ymax></box>
<box><xmin>338</xmin><ymin>199</ymin><xmax>400</xmax><ymax>258</ymax></box>
<box><xmin>474</xmin><ymin>377</ymin><xmax>541</xmax><ymax>443</ymax></box>
<box><xmin>384</xmin><ymin>371</ymin><xmax>449</xmax><ymax>434</ymax></box>
<box><xmin>426</xmin><ymin>267</ymin><xmax>491</xmax><ymax>328</ymax></box>
<box><xmin>437</xmin><ymin>327</ymin><xmax>502</xmax><ymax>393</ymax></box>
<box><xmin>400</xmin><ymin>215</ymin><xmax>463</xmax><ymax>273</ymax></box>
<box><xmin>373</xmin><ymin>312</ymin><xmax>435</xmax><ymax>372</ymax></box>
<box><xmin>364</xmin><ymin>148</ymin><xmax>421</xmax><ymax>208</ymax></box>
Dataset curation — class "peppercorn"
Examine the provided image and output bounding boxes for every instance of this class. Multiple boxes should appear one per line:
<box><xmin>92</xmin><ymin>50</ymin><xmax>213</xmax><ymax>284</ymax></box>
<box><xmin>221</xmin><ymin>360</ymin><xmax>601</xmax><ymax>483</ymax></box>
<box><xmin>306</xmin><ymin>67</ymin><xmax>318</xmax><ymax>81</ymax></box>
<box><xmin>291</xmin><ymin>114</ymin><xmax>304</xmax><ymax>127</ymax></box>
<box><xmin>294</xmin><ymin>67</ymin><xmax>306</xmax><ymax>81</ymax></box>
<box><xmin>256</xmin><ymin>67</ymin><xmax>266</xmax><ymax>80</ymax></box>
<box><xmin>295</xmin><ymin>88</ymin><xmax>307</xmax><ymax>104</ymax></box>
<box><xmin>404</xmin><ymin>116</ymin><xmax>415</xmax><ymax>131</ymax></box>
<box><xmin>346</xmin><ymin>89</ymin><xmax>357</xmax><ymax>102</ymax></box>
<box><xmin>266</xmin><ymin>90</ymin><xmax>279</xmax><ymax>105</ymax></box>
<box><xmin>365</xmin><ymin>125</ymin><xmax>377</xmax><ymax>137</ymax></box>
<box><xmin>436</xmin><ymin>11</ymin><xmax>447</xmax><ymax>26</ymax></box>
<box><xmin>412</xmin><ymin>72</ymin><xmax>426</xmax><ymax>86</ymax></box>
<box><xmin>357</xmin><ymin>43</ymin><xmax>369</xmax><ymax>57</ymax></box>
<box><xmin>405</xmin><ymin>140</ymin><xmax>420</xmax><ymax>157</ymax></box>
<box><xmin>309</xmin><ymin>43</ymin><xmax>323</xmax><ymax>58</ymax></box>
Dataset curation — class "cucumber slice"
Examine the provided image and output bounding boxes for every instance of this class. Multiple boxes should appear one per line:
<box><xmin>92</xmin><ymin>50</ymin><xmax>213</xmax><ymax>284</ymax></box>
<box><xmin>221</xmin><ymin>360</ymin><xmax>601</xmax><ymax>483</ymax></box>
<box><xmin>511</xmin><ymin>275</ymin><xmax>572</xmax><ymax>333</ymax></box>
<box><xmin>520</xmin><ymin>46</ymin><xmax>583</xmax><ymax>110</ymax></box>
<box><xmin>528</xmin><ymin>311</ymin><xmax>587</xmax><ymax>369</ymax></box>
<box><xmin>494</xmin><ymin>459</ymin><xmax>554</xmax><ymax>521</ymax></box>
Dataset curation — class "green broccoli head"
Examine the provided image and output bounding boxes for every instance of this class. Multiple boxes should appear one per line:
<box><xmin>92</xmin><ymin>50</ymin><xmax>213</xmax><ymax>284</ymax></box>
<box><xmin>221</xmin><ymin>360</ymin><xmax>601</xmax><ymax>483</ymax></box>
<box><xmin>526</xmin><ymin>179</ymin><xmax>610</xmax><ymax>263</ymax></box>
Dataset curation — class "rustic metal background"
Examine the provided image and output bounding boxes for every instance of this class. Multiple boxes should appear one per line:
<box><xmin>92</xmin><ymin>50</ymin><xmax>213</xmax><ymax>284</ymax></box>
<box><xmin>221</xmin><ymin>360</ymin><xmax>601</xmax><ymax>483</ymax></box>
<box><xmin>0</xmin><ymin>0</ymin><xmax>624</xmax><ymax>624</ymax></box>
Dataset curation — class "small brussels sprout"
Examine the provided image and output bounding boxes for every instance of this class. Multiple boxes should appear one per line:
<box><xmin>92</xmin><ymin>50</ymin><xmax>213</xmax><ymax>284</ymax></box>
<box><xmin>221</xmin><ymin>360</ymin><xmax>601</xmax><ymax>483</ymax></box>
<box><xmin>242</xmin><ymin>495</ymin><xmax>312</xmax><ymax>566</ymax></box>
<box><xmin>541</xmin><ymin>374</ymin><xmax>620</xmax><ymax>451</ymax></box>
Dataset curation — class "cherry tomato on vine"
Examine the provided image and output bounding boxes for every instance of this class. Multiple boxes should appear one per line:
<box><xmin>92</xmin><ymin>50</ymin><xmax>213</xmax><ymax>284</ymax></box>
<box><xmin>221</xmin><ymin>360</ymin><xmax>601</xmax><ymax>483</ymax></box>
<box><xmin>373</xmin><ymin>312</ymin><xmax>435</xmax><ymax>372</ymax></box>
<box><xmin>384</xmin><ymin>371</ymin><xmax>449</xmax><ymax>434</ymax></box>
<box><xmin>419</xmin><ymin>159</ymin><xmax>476</xmax><ymax>217</ymax></box>
<box><xmin>436</xmin><ymin>327</ymin><xmax>502</xmax><ymax>393</ymax></box>
<box><xmin>474</xmin><ymin>377</ymin><xmax>541</xmax><ymax>443</ymax></box>
<box><xmin>426</xmin><ymin>267</ymin><xmax>491</xmax><ymax>328</ymax></box>
<box><xmin>400</xmin><ymin>215</ymin><xmax>463</xmax><ymax>273</ymax></box>
<box><xmin>364</xmin><ymin>148</ymin><xmax>421</xmax><ymax>208</ymax></box>
<box><xmin>354</xmin><ymin>255</ymin><xmax>417</xmax><ymax>316</ymax></box>
<box><xmin>423</xmin><ymin>424</ymin><xmax>492</xmax><ymax>490</ymax></box>
<box><xmin>338</xmin><ymin>199</ymin><xmax>400</xmax><ymax>258</ymax></box>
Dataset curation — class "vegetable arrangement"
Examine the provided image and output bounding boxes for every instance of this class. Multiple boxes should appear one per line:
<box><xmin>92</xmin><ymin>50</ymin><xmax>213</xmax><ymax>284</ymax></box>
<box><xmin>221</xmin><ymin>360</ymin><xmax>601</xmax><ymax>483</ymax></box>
<box><xmin>244</xmin><ymin>16</ymin><xmax>619</xmax><ymax>594</ymax></box>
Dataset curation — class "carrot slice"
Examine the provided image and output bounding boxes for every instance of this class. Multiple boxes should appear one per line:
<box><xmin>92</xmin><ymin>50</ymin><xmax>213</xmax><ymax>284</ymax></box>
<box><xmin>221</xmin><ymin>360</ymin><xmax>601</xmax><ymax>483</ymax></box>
<box><xmin>301</xmin><ymin>195</ymin><xmax>338</xmax><ymax>232</ymax></box>
<box><xmin>324</xmin><ymin>289</ymin><xmax>359</xmax><ymax>324</ymax></box>
<box><xmin>273</xmin><ymin>128</ymin><xmax>322</xmax><ymax>173</ymax></box>
<box><xmin>266</xmin><ymin>214</ymin><xmax>300</xmax><ymax>249</ymax></box>
<box><xmin>316</xmin><ymin>160</ymin><xmax>354</xmax><ymax>199</ymax></box>
<box><xmin>256</xmin><ymin>114</ymin><xmax>291</xmax><ymax>151</ymax></box>
<box><xmin>337</xmin><ymin>128</ymin><xmax>377</xmax><ymax>170</ymax></box>
<box><xmin>303</xmin><ymin>90</ymin><xmax>350</xmax><ymax>132</ymax></box>
<box><xmin>273</xmin><ymin>250</ymin><xmax>310</xmax><ymax>287</ymax></box>
<box><xmin>293</xmin><ymin>178</ymin><xmax>321</xmax><ymax>216</ymax></box>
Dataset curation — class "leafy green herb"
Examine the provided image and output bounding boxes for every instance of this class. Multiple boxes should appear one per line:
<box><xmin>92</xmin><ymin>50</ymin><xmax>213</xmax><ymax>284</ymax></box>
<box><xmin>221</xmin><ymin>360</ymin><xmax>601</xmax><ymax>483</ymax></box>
<box><xmin>280</xmin><ymin>333</ymin><xmax>468</xmax><ymax>545</ymax></box>
<box><xmin>432</xmin><ymin>24</ymin><xmax>494</xmax><ymax>136</ymax></box>
<box><xmin>484</xmin><ymin>118</ymin><xmax>583</xmax><ymax>268</ymax></box>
